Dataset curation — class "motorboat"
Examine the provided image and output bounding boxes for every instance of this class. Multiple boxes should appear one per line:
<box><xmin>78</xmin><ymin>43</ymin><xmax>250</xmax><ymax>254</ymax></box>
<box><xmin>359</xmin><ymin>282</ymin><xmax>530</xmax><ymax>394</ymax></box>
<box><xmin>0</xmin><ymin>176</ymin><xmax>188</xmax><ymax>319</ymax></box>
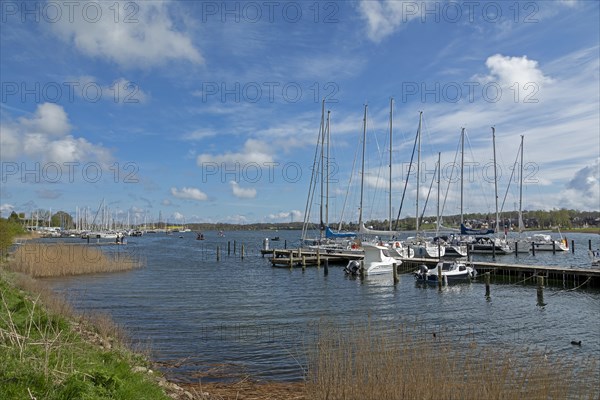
<box><xmin>344</xmin><ymin>243</ymin><xmax>399</xmax><ymax>276</ymax></box>
<box><xmin>414</xmin><ymin>261</ymin><xmax>476</xmax><ymax>284</ymax></box>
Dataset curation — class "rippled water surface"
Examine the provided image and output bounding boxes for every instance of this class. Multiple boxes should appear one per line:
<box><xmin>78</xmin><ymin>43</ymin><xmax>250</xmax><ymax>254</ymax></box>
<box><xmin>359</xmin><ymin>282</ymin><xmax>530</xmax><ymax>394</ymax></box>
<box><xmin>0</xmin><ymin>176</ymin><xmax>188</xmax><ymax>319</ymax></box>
<box><xmin>43</xmin><ymin>231</ymin><xmax>600</xmax><ymax>382</ymax></box>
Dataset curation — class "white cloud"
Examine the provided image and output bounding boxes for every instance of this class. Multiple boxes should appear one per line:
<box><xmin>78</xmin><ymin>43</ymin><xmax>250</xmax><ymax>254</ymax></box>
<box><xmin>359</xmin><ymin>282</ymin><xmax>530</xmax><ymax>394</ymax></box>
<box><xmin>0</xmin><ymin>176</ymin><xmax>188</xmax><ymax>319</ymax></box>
<box><xmin>172</xmin><ymin>211</ymin><xmax>184</xmax><ymax>221</ymax></box>
<box><xmin>170</xmin><ymin>186</ymin><xmax>208</xmax><ymax>201</ymax></box>
<box><xmin>268</xmin><ymin>210</ymin><xmax>303</xmax><ymax>222</ymax></box>
<box><xmin>197</xmin><ymin>139</ymin><xmax>274</xmax><ymax>166</ymax></box>
<box><xmin>181</xmin><ymin>128</ymin><xmax>217</xmax><ymax>141</ymax></box>
<box><xmin>479</xmin><ymin>54</ymin><xmax>553</xmax><ymax>88</ymax></box>
<box><xmin>229</xmin><ymin>181</ymin><xmax>257</xmax><ymax>199</ymax></box>
<box><xmin>358</xmin><ymin>0</ymin><xmax>425</xmax><ymax>42</ymax></box>
<box><xmin>0</xmin><ymin>204</ymin><xmax>16</xmax><ymax>216</ymax></box>
<box><xmin>0</xmin><ymin>103</ymin><xmax>112</xmax><ymax>165</ymax></box>
<box><xmin>50</xmin><ymin>1</ymin><xmax>203</xmax><ymax>69</ymax></box>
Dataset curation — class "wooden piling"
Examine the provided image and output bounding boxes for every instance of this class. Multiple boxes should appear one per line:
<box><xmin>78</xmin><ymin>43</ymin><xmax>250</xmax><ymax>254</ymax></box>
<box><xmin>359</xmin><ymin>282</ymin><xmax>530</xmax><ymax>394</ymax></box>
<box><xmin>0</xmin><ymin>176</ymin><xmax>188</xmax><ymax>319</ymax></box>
<box><xmin>324</xmin><ymin>258</ymin><xmax>329</xmax><ymax>276</ymax></box>
<box><xmin>571</xmin><ymin>240</ymin><xmax>575</xmax><ymax>253</ymax></box>
<box><xmin>589</xmin><ymin>239</ymin><xmax>592</xmax><ymax>251</ymax></box>
<box><xmin>217</xmin><ymin>245</ymin><xmax>220</xmax><ymax>261</ymax></box>
<box><xmin>437</xmin><ymin>263</ymin><xmax>443</xmax><ymax>290</ymax></box>
<box><xmin>289</xmin><ymin>249</ymin><xmax>293</xmax><ymax>268</ymax></box>
<box><xmin>284</xmin><ymin>240</ymin><xmax>287</xmax><ymax>249</ymax></box>
<box><xmin>316</xmin><ymin>248</ymin><xmax>321</xmax><ymax>267</ymax></box>
<box><xmin>302</xmin><ymin>255</ymin><xmax>306</xmax><ymax>270</ymax></box>
<box><xmin>241</xmin><ymin>244</ymin><xmax>245</xmax><ymax>260</ymax></box>
<box><xmin>228</xmin><ymin>241</ymin><xmax>231</xmax><ymax>256</ymax></box>
<box><xmin>233</xmin><ymin>240</ymin><xmax>237</xmax><ymax>255</ymax></box>
<box><xmin>531</xmin><ymin>241</ymin><xmax>536</xmax><ymax>256</ymax></box>
<box><xmin>537</xmin><ymin>275</ymin><xmax>545</xmax><ymax>306</ymax></box>
<box><xmin>393</xmin><ymin>262</ymin><xmax>399</xmax><ymax>284</ymax></box>
<box><xmin>360</xmin><ymin>260</ymin><xmax>365</xmax><ymax>279</ymax></box>
<box><xmin>552</xmin><ymin>241</ymin><xmax>556</xmax><ymax>254</ymax></box>
<box><xmin>515</xmin><ymin>241</ymin><xmax>518</xmax><ymax>256</ymax></box>
<box><xmin>484</xmin><ymin>272</ymin><xmax>491</xmax><ymax>298</ymax></box>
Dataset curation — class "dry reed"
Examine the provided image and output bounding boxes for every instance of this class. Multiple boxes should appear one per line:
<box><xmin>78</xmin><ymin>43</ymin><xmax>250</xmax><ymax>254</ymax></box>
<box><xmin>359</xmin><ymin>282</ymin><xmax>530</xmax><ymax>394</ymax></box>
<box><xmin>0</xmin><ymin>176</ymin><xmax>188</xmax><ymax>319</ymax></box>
<box><xmin>304</xmin><ymin>321</ymin><xmax>599</xmax><ymax>400</ymax></box>
<box><xmin>8</xmin><ymin>243</ymin><xmax>143</xmax><ymax>277</ymax></box>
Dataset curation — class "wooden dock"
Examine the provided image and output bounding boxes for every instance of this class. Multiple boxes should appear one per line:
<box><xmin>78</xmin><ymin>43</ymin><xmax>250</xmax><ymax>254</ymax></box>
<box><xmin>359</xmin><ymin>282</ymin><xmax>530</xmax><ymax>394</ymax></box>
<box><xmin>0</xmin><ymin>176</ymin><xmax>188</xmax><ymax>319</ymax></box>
<box><xmin>266</xmin><ymin>249</ymin><xmax>600</xmax><ymax>287</ymax></box>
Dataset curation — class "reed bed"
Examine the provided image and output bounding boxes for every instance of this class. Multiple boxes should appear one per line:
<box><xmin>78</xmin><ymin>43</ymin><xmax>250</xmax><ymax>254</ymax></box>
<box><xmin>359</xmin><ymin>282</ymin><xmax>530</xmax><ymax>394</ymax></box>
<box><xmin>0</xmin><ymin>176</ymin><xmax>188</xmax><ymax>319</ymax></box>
<box><xmin>8</xmin><ymin>243</ymin><xmax>143</xmax><ymax>277</ymax></box>
<box><xmin>304</xmin><ymin>322</ymin><xmax>599</xmax><ymax>400</ymax></box>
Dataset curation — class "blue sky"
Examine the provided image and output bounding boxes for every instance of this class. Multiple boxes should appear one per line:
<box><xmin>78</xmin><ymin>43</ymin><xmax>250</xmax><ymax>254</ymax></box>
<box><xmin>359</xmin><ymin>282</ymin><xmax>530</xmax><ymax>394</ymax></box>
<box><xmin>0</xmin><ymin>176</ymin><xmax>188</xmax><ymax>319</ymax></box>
<box><xmin>1</xmin><ymin>0</ymin><xmax>599</xmax><ymax>225</ymax></box>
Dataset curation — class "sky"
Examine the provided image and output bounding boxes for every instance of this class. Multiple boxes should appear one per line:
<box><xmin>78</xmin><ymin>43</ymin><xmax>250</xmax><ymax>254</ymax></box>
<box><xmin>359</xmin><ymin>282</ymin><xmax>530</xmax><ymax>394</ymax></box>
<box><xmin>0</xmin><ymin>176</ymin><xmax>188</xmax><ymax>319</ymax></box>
<box><xmin>1</xmin><ymin>0</ymin><xmax>599</xmax><ymax>226</ymax></box>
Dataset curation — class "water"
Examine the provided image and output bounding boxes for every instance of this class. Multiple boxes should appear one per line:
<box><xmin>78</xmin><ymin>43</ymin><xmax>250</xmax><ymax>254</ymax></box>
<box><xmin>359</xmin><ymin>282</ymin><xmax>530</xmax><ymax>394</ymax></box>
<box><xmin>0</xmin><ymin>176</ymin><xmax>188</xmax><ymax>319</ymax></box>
<box><xmin>43</xmin><ymin>231</ymin><xmax>600</xmax><ymax>382</ymax></box>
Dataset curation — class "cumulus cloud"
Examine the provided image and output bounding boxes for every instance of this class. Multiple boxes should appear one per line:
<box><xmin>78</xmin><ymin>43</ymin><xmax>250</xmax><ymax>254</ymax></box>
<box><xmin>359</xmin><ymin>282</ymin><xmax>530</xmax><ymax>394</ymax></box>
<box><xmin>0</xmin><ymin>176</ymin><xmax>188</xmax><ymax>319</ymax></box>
<box><xmin>480</xmin><ymin>54</ymin><xmax>553</xmax><ymax>88</ymax></box>
<box><xmin>50</xmin><ymin>1</ymin><xmax>203</xmax><ymax>69</ymax></box>
<box><xmin>229</xmin><ymin>181</ymin><xmax>257</xmax><ymax>199</ymax></box>
<box><xmin>172</xmin><ymin>211</ymin><xmax>184</xmax><ymax>221</ymax></box>
<box><xmin>268</xmin><ymin>210</ymin><xmax>303</xmax><ymax>222</ymax></box>
<box><xmin>0</xmin><ymin>103</ymin><xmax>112</xmax><ymax>165</ymax></box>
<box><xmin>170</xmin><ymin>186</ymin><xmax>208</xmax><ymax>201</ymax></box>
<box><xmin>197</xmin><ymin>139</ymin><xmax>274</xmax><ymax>166</ymax></box>
<box><xmin>0</xmin><ymin>204</ymin><xmax>16</xmax><ymax>216</ymax></box>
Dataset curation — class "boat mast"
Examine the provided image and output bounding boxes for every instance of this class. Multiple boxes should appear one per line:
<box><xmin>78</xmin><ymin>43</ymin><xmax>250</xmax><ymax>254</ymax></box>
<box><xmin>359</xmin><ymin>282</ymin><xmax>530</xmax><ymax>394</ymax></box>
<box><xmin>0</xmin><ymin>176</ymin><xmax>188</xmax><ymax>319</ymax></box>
<box><xmin>437</xmin><ymin>152</ymin><xmax>441</xmax><ymax>236</ymax></box>
<box><xmin>326</xmin><ymin>110</ymin><xmax>330</xmax><ymax>231</ymax></box>
<box><xmin>358</xmin><ymin>104</ymin><xmax>367</xmax><ymax>230</ymax></box>
<box><xmin>492</xmin><ymin>127</ymin><xmax>500</xmax><ymax>235</ymax></box>
<box><xmin>319</xmin><ymin>100</ymin><xmax>325</xmax><ymax>239</ymax></box>
<box><xmin>415</xmin><ymin>111</ymin><xmax>423</xmax><ymax>234</ymax></box>
<box><xmin>518</xmin><ymin>135</ymin><xmax>524</xmax><ymax>233</ymax></box>
<box><xmin>389</xmin><ymin>98</ymin><xmax>393</xmax><ymax>232</ymax></box>
<box><xmin>460</xmin><ymin>128</ymin><xmax>465</xmax><ymax>226</ymax></box>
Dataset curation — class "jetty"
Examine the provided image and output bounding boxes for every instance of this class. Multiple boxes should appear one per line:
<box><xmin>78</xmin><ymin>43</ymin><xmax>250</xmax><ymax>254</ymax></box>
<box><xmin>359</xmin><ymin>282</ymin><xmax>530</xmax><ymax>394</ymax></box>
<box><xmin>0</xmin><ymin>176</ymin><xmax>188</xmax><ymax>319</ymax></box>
<box><xmin>265</xmin><ymin>249</ymin><xmax>600</xmax><ymax>288</ymax></box>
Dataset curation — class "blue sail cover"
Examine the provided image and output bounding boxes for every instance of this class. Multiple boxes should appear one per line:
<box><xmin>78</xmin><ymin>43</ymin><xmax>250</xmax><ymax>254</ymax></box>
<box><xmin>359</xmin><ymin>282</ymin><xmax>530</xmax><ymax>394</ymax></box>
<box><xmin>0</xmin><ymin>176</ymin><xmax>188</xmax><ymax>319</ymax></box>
<box><xmin>325</xmin><ymin>226</ymin><xmax>356</xmax><ymax>238</ymax></box>
<box><xmin>460</xmin><ymin>223</ymin><xmax>494</xmax><ymax>235</ymax></box>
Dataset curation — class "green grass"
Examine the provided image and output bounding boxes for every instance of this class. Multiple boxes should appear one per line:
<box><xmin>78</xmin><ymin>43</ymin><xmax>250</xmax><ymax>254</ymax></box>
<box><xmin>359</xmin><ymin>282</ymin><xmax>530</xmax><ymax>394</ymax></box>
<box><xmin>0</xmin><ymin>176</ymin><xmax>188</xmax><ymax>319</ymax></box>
<box><xmin>0</xmin><ymin>270</ymin><xmax>170</xmax><ymax>400</ymax></box>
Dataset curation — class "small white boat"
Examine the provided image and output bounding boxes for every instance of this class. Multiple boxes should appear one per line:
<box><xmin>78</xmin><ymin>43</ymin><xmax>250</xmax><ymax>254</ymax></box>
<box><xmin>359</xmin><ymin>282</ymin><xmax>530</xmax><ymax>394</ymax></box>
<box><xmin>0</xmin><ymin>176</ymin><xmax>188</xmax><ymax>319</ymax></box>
<box><xmin>345</xmin><ymin>243</ymin><xmax>399</xmax><ymax>276</ymax></box>
<box><xmin>529</xmin><ymin>234</ymin><xmax>569</xmax><ymax>252</ymax></box>
<box><xmin>414</xmin><ymin>261</ymin><xmax>476</xmax><ymax>284</ymax></box>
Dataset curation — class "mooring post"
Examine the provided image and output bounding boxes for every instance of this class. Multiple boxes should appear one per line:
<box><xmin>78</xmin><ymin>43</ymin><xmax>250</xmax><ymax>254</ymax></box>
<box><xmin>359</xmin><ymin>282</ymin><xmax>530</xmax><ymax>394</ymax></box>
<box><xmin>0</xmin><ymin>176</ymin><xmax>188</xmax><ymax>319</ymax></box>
<box><xmin>360</xmin><ymin>260</ymin><xmax>365</xmax><ymax>279</ymax></box>
<box><xmin>552</xmin><ymin>241</ymin><xmax>556</xmax><ymax>254</ymax></box>
<box><xmin>289</xmin><ymin>249</ymin><xmax>293</xmax><ymax>268</ymax></box>
<box><xmin>571</xmin><ymin>240</ymin><xmax>575</xmax><ymax>254</ymax></box>
<box><xmin>515</xmin><ymin>241</ymin><xmax>518</xmax><ymax>257</ymax></box>
<box><xmin>531</xmin><ymin>241</ymin><xmax>536</xmax><ymax>256</ymax></box>
<box><xmin>316</xmin><ymin>248</ymin><xmax>321</xmax><ymax>267</ymax></box>
<box><xmin>272</xmin><ymin>249</ymin><xmax>277</xmax><ymax>265</ymax></box>
<box><xmin>234</xmin><ymin>240</ymin><xmax>237</xmax><ymax>255</ymax></box>
<box><xmin>324</xmin><ymin>258</ymin><xmax>329</xmax><ymax>276</ymax></box>
<box><xmin>217</xmin><ymin>245</ymin><xmax>220</xmax><ymax>262</ymax></box>
<box><xmin>229</xmin><ymin>241</ymin><xmax>232</xmax><ymax>256</ymax></box>
<box><xmin>393</xmin><ymin>262</ymin><xmax>399</xmax><ymax>285</ymax></box>
<box><xmin>241</xmin><ymin>244</ymin><xmax>245</xmax><ymax>260</ymax></box>
<box><xmin>537</xmin><ymin>275</ymin><xmax>545</xmax><ymax>307</ymax></box>
<box><xmin>589</xmin><ymin>239</ymin><xmax>592</xmax><ymax>251</ymax></box>
<box><xmin>485</xmin><ymin>272</ymin><xmax>491</xmax><ymax>298</ymax></box>
<box><xmin>302</xmin><ymin>255</ymin><xmax>306</xmax><ymax>270</ymax></box>
<box><xmin>437</xmin><ymin>263</ymin><xmax>443</xmax><ymax>290</ymax></box>
<box><xmin>284</xmin><ymin>240</ymin><xmax>287</xmax><ymax>249</ymax></box>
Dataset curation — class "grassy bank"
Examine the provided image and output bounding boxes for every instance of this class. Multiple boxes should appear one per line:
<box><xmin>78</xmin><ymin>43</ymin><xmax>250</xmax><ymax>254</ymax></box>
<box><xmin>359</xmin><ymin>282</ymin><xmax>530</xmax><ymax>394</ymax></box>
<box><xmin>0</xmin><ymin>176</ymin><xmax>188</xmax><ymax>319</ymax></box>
<box><xmin>0</xmin><ymin>269</ymin><xmax>177</xmax><ymax>399</ymax></box>
<box><xmin>7</xmin><ymin>243</ymin><xmax>142</xmax><ymax>277</ymax></box>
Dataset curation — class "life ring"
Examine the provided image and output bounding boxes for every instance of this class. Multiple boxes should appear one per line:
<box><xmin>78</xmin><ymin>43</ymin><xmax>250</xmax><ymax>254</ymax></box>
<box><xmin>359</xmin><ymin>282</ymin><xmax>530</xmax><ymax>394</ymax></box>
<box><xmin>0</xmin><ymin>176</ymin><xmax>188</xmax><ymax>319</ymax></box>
<box><xmin>394</xmin><ymin>242</ymin><xmax>401</xmax><ymax>248</ymax></box>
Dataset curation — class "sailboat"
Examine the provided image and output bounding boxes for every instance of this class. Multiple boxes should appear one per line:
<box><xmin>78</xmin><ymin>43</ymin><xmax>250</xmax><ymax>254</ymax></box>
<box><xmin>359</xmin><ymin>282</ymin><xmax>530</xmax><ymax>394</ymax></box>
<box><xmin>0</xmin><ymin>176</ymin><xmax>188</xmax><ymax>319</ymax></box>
<box><xmin>404</xmin><ymin>112</ymin><xmax>444</xmax><ymax>258</ymax></box>
<box><xmin>357</xmin><ymin>98</ymin><xmax>413</xmax><ymax>259</ymax></box>
<box><xmin>467</xmin><ymin>127</ymin><xmax>512</xmax><ymax>255</ymax></box>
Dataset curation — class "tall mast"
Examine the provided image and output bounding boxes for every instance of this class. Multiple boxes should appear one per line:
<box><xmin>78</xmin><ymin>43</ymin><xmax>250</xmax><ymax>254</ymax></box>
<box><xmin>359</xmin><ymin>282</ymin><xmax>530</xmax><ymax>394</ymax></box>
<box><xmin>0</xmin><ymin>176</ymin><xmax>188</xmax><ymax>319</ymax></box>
<box><xmin>437</xmin><ymin>152</ymin><xmax>441</xmax><ymax>236</ymax></box>
<box><xmin>358</xmin><ymin>104</ymin><xmax>367</xmax><ymax>230</ymax></box>
<box><xmin>518</xmin><ymin>135</ymin><xmax>524</xmax><ymax>233</ymax></box>
<box><xmin>389</xmin><ymin>98</ymin><xmax>393</xmax><ymax>232</ymax></box>
<box><xmin>319</xmin><ymin>99</ymin><xmax>325</xmax><ymax>238</ymax></box>
<box><xmin>492</xmin><ymin>127</ymin><xmax>499</xmax><ymax>234</ymax></box>
<box><xmin>326</xmin><ymin>110</ymin><xmax>331</xmax><ymax>230</ymax></box>
<box><xmin>460</xmin><ymin>127</ymin><xmax>465</xmax><ymax>226</ymax></box>
<box><xmin>415</xmin><ymin>111</ymin><xmax>423</xmax><ymax>234</ymax></box>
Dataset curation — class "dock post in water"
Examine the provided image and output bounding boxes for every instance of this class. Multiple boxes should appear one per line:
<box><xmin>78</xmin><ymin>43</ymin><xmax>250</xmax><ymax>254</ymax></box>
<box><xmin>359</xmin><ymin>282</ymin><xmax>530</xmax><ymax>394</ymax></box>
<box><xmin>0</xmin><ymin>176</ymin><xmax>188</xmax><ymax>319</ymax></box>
<box><xmin>589</xmin><ymin>239</ymin><xmax>592</xmax><ymax>251</ymax></box>
<box><xmin>241</xmin><ymin>244</ymin><xmax>245</xmax><ymax>260</ymax></box>
<box><xmin>515</xmin><ymin>241</ymin><xmax>518</xmax><ymax>256</ymax></box>
<box><xmin>437</xmin><ymin>263</ymin><xmax>443</xmax><ymax>290</ymax></box>
<box><xmin>552</xmin><ymin>241</ymin><xmax>556</xmax><ymax>254</ymax></box>
<box><xmin>484</xmin><ymin>272</ymin><xmax>491</xmax><ymax>298</ymax></box>
<box><xmin>284</xmin><ymin>240</ymin><xmax>287</xmax><ymax>249</ymax></box>
<box><xmin>233</xmin><ymin>240</ymin><xmax>237</xmax><ymax>255</ymax></box>
<box><xmin>572</xmin><ymin>240</ymin><xmax>575</xmax><ymax>253</ymax></box>
<box><xmin>537</xmin><ymin>275</ymin><xmax>545</xmax><ymax>306</ymax></box>
<box><xmin>229</xmin><ymin>241</ymin><xmax>232</xmax><ymax>256</ymax></box>
<box><xmin>316</xmin><ymin>248</ymin><xmax>321</xmax><ymax>267</ymax></box>
<box><xmin>302</xmin><ymin>255</ymin><xmax>306</xmax><ymax>270</ymax></box>
<box><xmin>289</xmin><ymin>250</ymin><xmax>293</xmax><ymax>268</ymax></box>
<box><xmin>217</xmin><ymin>246</ymin><xmax>220</xmax><ymax>261</ymax></box>
<box><xmin>531</xmin><ymin>241</ymin><xmax>536</xmax><ymax>256</ymax></box>
<box><xmin>393</xmin><ymin>262</ymin><xmax>399</xmax><ymax>284</ymax></box>
<box><xmin>324</xmin><ymin>258</ymin><xmax>329</xmax><ymax>276</ymax></box>
<box><xmin>271</xmin><ymin>249</ymin><xmax>277</xmax><ymax>266</ymax></box>
<box><xmin>359</xmin><ymin>260</ymin><xmax>365</xmax><ymax>279</ymax></box>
